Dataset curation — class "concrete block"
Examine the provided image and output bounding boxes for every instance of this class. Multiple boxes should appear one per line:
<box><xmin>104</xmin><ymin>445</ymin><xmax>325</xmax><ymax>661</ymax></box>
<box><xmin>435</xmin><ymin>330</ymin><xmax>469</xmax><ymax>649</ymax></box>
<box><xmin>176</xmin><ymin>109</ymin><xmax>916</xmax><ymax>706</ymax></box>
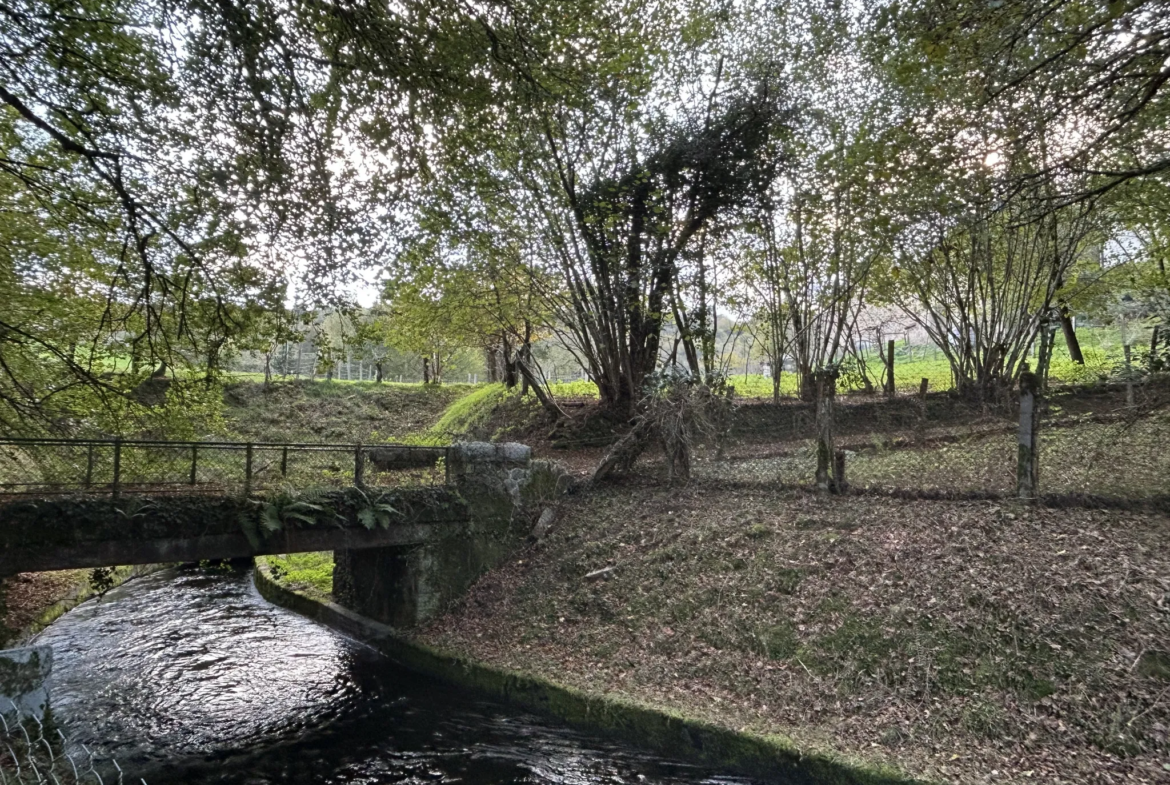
<box><xmin>0</xmin><ymin>646</ymin><xmax>51</xmax><ymax>720</ymax></box>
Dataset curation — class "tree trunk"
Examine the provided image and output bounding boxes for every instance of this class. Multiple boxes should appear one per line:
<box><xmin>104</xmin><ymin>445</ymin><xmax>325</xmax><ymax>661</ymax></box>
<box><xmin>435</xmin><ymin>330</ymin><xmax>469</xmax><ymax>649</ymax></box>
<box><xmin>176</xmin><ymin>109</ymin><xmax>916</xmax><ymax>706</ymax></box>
<box><xmin>1037</xmin><ymin>328</ymin><xmax>1054</xmax><ymax>392</ymax></box>
<box><xmin>885</xmin><ymin>339</ymin><xmax>896</xmax><ymax>398</ymax></box>
<box><xmin>520</xmin><ymin>322</ymin><xmax>532</xmax><ymax>396</ymax></box>
<box><xmin>517</xmin><ymin>355</ymin><xmax>569</xmax><ymax>421</ymax></box>
<box><xmin>485</xmin><ymin>347</ymin><xmax>499</xmax><ymax>383</ymax></box>
<box><xmin>1059</xmin><ymin>304</ymin><xmax>1084</xmax><ymax>364</ymax></box>
<box><xmin>502</xmin><ymin>338</ymin><xmax>518</xmax><ymax>389</ymax></box>
<box><xmin>423</xmin><ymin>356</ymin><xmax>432</xmax><ymax>385</ymax></box>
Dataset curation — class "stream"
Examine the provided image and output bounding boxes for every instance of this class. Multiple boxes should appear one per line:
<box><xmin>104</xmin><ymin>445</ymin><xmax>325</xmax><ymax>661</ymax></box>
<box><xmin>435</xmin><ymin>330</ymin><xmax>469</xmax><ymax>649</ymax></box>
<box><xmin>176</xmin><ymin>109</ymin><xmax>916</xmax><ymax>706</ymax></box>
<box><xmin>33</xmin><ymin>566</ymin><xmax>768</xmax><ymax>784</ymax></box>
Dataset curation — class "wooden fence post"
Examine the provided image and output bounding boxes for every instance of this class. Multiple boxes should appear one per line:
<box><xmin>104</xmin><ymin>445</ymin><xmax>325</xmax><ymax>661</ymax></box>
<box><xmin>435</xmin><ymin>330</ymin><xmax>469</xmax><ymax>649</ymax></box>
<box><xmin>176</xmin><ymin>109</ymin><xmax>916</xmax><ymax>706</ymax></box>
<box><xmin>885</xmin><ymin>339</ymin><xmax>896</xmax><ymax>398</ymax></box>
<box><xmin>84</xmin><ymin>444</ymin><xmax>95</xmax><ymax>490</ymax></box>
<box><xmin>1017</xmin><ymin>366</ymin><xmax>1040</xmax><ymax>502</ymax></box>
<box><xmin>354</xmin><ymin>444</ymin><xmax>366</xmax><ymax>489</ymax></box>
<box><xmin>918</xmin><ymin>377</ymin><xmax>929</xmax><ymax>400</ymax></box>
<box><xmin>189</xmin><ymin>444</ymin><xmax>198</xmax><ymax>486</ymax></box>
<box><xmin>833</xmin><ymin>449</ymin><xmax>847</xmax><ymax>493</ymax></box>
<box><xmin>280</xmin><ymin>446</ymin><xmax>288</xmax><ymax>477</ymax></box>
<box><xmin>111</xmin><ymin>438</ymin><xmax>122</xmax><ymax>502</ymax></box>
<box><xmin>244</xmin><ymin>443</ymin><xmax>254</xmax><ymax>497</ymax></box>
<box><xmin>814</xmin><ymin>370</ymin><xmax>837</xmax><ymax>493</ymax></box>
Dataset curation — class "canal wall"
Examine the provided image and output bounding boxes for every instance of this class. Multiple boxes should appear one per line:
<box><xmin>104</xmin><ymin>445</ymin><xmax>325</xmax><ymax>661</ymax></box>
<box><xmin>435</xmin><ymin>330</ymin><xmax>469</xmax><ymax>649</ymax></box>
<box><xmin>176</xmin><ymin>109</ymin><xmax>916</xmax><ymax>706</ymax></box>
<box><xmin>253</xmin><ymin>561</ymin><xmax>926</xmax><ymax>785</ymax></box>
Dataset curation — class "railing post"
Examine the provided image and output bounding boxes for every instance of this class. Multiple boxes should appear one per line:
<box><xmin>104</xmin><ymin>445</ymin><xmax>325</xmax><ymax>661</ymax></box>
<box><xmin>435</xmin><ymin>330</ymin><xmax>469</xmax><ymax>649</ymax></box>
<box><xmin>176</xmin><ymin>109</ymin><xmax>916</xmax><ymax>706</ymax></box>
<box><xmin>111</xmin><ymin>438</ymin><xmax>122</xmax><ymax>502</ymax></box>
<box><xmin>190</xmin><ymin>444</ymin><xmax>198</xmax><ymax>486</ymax></box>
<box><xmin>84</xmin><ymin>444</ymin><xmax>95</xmax><ymax>490</ymax></box>
<box><xmin>354</xmin><ymin>444</ymin><xmax>365</xmax><ymax>489</ymax></box>
<box><xmin>244</xmin><ymin>443</ymin><xmax>254</xmax><ymax>497</ymax></box>
<box><xmin>280</xmin><ymin>446</ymin><xmax>288</xmax><ymax>477</ymax></box>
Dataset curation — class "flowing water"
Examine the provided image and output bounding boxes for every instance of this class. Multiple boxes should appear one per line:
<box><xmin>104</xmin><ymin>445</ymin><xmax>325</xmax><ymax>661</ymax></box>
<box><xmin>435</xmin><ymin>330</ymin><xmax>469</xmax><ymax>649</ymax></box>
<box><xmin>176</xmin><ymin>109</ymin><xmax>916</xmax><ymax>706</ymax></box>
<box><xmin>34</xmin><ymin>567</ymin><xmax>768</xmax><ymax>784</ymax></box>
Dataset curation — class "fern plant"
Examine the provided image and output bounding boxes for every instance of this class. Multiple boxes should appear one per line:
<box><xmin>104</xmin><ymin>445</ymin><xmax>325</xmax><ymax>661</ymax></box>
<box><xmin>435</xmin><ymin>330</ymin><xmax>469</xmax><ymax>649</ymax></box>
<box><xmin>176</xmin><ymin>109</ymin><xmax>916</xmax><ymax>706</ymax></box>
<box><xmin>238</xmin><ymin>486</ymin><xmax>341</xmax><ymax>549</ymax></box>
<box><xmin>351</xmin><ymin>486</ymin><xmax>400</xmax><ymax>530</ymax></box>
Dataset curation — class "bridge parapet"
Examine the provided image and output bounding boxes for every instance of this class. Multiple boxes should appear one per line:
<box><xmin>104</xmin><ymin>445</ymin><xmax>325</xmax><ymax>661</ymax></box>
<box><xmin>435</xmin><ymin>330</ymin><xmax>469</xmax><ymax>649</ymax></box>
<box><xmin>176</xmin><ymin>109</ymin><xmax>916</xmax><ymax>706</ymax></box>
<box><xmin>0</xmin><ymin>438</ymin><xmax>448</xmax><ymax>500</ymax></box>
<box><xmin>0</xmin><ymin>438</ymin><xmax>570</xmax><ymax>629</ymax></box>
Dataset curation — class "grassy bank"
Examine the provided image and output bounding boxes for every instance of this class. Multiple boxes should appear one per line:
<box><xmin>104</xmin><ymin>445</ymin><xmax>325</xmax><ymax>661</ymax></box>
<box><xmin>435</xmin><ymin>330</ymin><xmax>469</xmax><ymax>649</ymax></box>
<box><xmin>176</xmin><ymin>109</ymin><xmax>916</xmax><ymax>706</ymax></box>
<box><xmin>418</xmin><ymin>475</ymin><xmax>1170</xmax><ymax>785</ymax></box>
<box><xmin>222</xmin><ymin>379</ymin><xmax>476</xmax><ymax>443</ymax></box>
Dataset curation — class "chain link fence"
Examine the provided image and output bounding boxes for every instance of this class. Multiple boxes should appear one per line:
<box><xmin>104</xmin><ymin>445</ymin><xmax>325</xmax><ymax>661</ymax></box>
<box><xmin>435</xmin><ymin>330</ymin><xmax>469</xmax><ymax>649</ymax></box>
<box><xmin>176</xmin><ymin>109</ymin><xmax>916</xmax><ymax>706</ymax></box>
<box><xmin>0</xmin><ymin>704</ymin><xmax>140</xmax><ymax>785</ymax></box>
<box><xmin>711</xmin><ymin>376</ymin><xmax>1170</xmax><ymax>505</ymax></box>
<box><xmin>0</xmin><ymin>439</ymin><xmax>450</xmax><ymax>499</ymax></box>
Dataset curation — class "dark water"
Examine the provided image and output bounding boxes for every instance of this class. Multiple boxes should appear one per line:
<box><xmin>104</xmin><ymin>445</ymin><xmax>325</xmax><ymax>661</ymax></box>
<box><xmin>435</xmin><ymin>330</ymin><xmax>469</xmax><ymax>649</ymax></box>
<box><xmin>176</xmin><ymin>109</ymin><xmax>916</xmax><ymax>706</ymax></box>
<box><xmin>34</xmin><ymin>568</ymin><xmax>764</xmax><ymax>784</ymax></box>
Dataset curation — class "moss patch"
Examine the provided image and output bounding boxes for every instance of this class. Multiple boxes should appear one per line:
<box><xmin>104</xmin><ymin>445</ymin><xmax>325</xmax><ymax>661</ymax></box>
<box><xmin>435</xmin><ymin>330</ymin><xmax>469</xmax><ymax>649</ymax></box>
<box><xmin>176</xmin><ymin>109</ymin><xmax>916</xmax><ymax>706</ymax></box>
<box><xmin>259</xmin><ymin>552</ymin><xmax>333</xmax><ymax>603</ymax></box>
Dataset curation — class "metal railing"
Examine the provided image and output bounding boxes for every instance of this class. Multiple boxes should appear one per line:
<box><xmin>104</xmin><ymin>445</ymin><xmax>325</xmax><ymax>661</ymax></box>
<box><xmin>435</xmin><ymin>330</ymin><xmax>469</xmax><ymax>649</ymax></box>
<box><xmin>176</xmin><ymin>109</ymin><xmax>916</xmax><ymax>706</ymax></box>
<box><xmin>0</xmin><ymin>438</ymin><xmax>450</xmax><ymax>499</ymax></box>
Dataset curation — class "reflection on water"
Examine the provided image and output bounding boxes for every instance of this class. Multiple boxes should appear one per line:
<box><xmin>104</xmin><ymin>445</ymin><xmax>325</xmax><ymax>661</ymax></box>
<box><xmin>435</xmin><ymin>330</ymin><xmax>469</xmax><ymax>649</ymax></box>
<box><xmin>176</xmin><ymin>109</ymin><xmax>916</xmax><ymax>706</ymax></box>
<box><xmin>35</xmin><ymin>568</ymin><xmax>768</xmax><ymax>784</ymax></box>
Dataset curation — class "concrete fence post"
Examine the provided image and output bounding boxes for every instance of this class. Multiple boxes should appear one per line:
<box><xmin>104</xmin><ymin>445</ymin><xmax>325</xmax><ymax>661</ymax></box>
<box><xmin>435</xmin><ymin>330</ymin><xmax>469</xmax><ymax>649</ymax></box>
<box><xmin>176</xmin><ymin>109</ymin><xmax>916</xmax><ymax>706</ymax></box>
<box><xmin>1017</xmin><ymin>366</ymin><xmax>1040</xmax><ymax>502</ymax></box>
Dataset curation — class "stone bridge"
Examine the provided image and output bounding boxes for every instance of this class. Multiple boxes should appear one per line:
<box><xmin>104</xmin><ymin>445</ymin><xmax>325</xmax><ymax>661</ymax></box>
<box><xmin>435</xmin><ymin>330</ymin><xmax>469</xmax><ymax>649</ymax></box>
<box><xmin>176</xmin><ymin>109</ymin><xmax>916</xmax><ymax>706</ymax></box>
<box><xmin>0</xmin><ymin>441</ymin><xmax>567</xmax><ymax>626</ymax></box>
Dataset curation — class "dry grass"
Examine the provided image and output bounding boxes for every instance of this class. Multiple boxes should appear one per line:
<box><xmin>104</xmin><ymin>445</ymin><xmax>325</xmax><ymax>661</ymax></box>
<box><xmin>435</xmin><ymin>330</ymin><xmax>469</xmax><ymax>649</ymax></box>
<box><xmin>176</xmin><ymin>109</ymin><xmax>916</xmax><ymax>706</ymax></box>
<box><xmin>704</xmin><ymin>412</ymin><xmax>1170</xmax><ymax>502</ymax></box>
<box><xmin>419</xmin><ymin>473</ymin><xmax>1170</xmax><ymax>784</ymax></box>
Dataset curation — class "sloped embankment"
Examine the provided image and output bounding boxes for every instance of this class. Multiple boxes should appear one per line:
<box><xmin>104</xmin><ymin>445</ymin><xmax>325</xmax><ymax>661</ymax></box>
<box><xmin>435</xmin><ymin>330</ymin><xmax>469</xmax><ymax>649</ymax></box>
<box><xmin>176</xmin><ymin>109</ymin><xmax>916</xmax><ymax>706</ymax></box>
<box><xmin>419</xmin><ymin>475</ymin><xmax>1170</xmax><ymax>785</ymax></box>
<box><xmin>222</xmin><ymin>380</ymin><xmax>474</xmax><ymax>443</ymax></box>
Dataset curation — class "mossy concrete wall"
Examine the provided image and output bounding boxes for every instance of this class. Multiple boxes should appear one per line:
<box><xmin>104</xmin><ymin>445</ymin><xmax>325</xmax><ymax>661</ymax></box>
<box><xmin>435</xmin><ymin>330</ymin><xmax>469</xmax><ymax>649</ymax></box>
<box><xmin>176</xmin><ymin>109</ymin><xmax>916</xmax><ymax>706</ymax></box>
<box><xmin>255</xmin><ymin>562</ymin><xmax>926</xmax><ymax>785</ymax></box>
<box><xmin>333</xmin><ymin>442</ymin><xmax>560</xmax><ymax>627</ymax></box>
<box><xmin>0</xmin><ymin>487</ymin><xmax>464</xmax><ymax>575</ymax></box>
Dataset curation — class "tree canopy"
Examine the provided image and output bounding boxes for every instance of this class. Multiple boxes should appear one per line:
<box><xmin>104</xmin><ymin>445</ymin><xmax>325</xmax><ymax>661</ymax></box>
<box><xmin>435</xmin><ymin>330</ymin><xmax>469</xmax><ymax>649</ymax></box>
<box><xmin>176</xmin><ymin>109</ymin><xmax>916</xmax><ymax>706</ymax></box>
<box><xmin>2</xmin><ymin>0</ymin><xmax>1168</xmax><ymax>431</ymax></box>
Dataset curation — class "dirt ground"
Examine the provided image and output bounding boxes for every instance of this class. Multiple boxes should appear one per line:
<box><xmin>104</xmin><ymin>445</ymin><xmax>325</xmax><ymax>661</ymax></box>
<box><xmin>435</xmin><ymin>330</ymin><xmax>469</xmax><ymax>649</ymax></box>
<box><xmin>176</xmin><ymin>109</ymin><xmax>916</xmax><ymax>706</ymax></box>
<box><xmin>0</xmin><ymin>570</ymin><xmax>89</xmax><ymax>646</ymax></box>
<box><xmin>419</xmin><ymin>460</ymin><xmax>1170</xmax><ymax>784</ymax></box>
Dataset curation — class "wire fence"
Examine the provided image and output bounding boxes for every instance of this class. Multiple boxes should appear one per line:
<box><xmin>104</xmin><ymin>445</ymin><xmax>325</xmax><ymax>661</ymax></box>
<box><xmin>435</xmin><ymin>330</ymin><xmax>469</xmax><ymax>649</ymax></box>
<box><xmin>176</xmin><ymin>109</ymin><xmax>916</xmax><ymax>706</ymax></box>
<box><xmin>0</xmin><ymin>704</ymin><xmax>140</xmax><ymax>785</ymax></box>
<box><xmin>0</xmin><ymin>439</ymin><xmax>450</xmax><ymax>499</ymax></box>
<box><xmin>709</xmin><ymin>376</ymin><xmax>1170</xmax><ymax>504</ymax></box>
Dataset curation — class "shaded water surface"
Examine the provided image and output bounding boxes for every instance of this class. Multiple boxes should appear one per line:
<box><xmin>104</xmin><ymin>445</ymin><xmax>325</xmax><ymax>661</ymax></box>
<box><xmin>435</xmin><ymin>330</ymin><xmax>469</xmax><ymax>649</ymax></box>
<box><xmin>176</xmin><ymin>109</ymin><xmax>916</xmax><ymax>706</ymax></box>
<box><xmin>36</xmin><ymin>568</ymin><xmax>766</xmax><ymax>784</ymax></box>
